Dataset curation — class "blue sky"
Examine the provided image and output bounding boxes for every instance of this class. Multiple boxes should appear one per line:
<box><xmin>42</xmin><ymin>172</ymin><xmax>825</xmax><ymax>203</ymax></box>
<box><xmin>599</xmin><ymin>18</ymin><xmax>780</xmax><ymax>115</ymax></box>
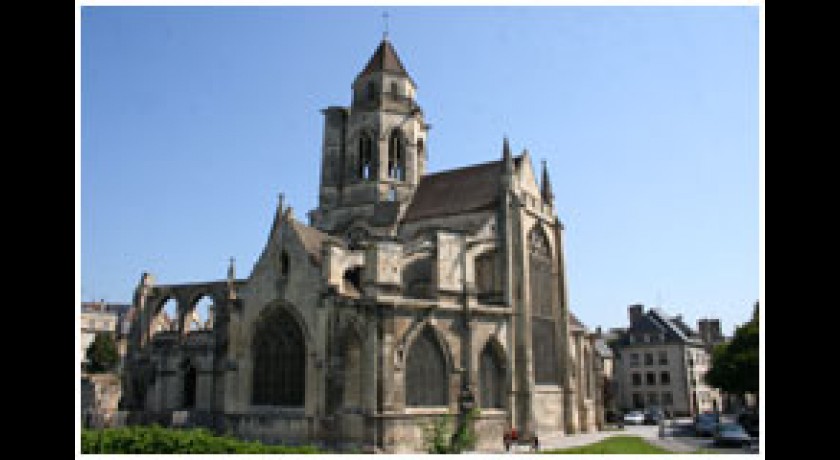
<box><xmin>80</xmin><ymin>6</ymin><xmax>759</xmax><ymax>334</ymax></box>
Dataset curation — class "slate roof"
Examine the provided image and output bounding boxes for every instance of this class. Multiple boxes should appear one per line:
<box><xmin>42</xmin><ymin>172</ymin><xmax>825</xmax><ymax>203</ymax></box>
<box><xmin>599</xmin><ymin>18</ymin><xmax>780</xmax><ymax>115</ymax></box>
<box><xmin>569</xmin><ymin>312</ymin><xmax>586</xmax><ymax>330</ymax></box>
<box><xmin>358</xmin><ymin>39</ymin><xmax>411</xmax><ymax>81</ymax></box>
<box><xmin>402</xmin><ymin>156</ymin><xmax>522</xmax><ymax>223</ymax></box>
<box><xmin>81</xmin><ymin>302</ymin><xmax>131</xmax><ymax>316</ymax></box>
<box><xmin>288</xmin><ymin>218</ymin><xmax>344</xmax><ymax>266</ymax></box>
<box><xmin>620</xmin><ymin>307</ymin><xmax>703</xmax><ymax>346</ymax></box>
<box><xmin>669</xmin><ymin>314</ymin><xmax>697</xmax><ymax>338</ymax></box>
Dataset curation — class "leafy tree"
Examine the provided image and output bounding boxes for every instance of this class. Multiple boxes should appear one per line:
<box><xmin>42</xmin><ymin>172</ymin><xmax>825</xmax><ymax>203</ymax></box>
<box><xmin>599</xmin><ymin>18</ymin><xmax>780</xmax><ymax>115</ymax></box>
<box><xmin>705</xmin><ymin>302</ymin><xmax>759</xmax><ymax>396</ymax></box>
<box><xmin>86</xmin><ymin>332</ymin><xmax>119</xmax><ymax>373</ymax></box>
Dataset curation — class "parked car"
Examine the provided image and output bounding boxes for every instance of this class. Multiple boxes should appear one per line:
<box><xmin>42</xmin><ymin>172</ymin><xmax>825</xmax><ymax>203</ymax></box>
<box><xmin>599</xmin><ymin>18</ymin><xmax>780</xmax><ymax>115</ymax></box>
<box><xmin>605</xmin><ymin>410</ymin><xmax>622</xmax><ymax>424</ymax></box>
<box><xmin>643</xmin><ymin>408</ymin><xmax>665</xmax><ymax>425</ymax></box>
<box><xmin>694</xmin><ymin>412</ymin><xmax>720</xmax><ymax>437</ymax></box>
<box><xmin>623</xmin><ymin>410</ymin><xmax>645</xmax><ymax>425</ymax></box>
<box><xmin>713</xmin><ymin>423</ymin><xmax>751</xmax><ymax>447</ymax></box>
<box><xmin>737</xmin><ymin>411</ymin><xmax>759</xmax><ymax>438</ymax></box>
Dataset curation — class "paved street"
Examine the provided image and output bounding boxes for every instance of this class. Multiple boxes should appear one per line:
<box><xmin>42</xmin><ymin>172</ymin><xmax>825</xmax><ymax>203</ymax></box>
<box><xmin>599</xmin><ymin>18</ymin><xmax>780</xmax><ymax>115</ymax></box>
<box><xmin>658</xmin><ymin>417</ymin><xmax>760</xmax><ymax>455</ymax></box>
<box><xmin>474</xmin><ymin>417</ymin><xmax>759</xmax><ymax>454</ymax></box>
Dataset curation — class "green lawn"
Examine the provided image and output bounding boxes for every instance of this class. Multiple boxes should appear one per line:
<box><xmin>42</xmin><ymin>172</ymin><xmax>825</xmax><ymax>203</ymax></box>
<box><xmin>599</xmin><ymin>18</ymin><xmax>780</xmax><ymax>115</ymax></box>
<box><xmin>541</xmin><ymin>435</ymin><xmax>673</xmax><ymax>454</ymax></box>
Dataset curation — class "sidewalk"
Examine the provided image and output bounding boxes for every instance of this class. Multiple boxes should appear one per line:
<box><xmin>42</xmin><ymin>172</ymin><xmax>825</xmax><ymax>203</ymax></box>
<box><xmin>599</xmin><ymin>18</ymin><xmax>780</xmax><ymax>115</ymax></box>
<box><xmin>539</xmin><ymin>429</ymin><xmax>623</xmax><ymax>451</ymax></box>
<box><xmin>632</xmin><ymin>422</ymin><xmax>696</xmax><ymax>453</ymax></box>
<box><xmin>644</xmin><ymin>434</ymin><xmax>696</xmax><ymax>454</ymax></box>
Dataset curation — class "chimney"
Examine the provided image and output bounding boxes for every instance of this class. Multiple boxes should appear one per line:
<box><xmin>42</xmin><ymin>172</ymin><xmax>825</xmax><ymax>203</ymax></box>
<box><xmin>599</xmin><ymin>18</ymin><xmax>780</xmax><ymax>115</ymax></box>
<box><xmin>628</xmin><ymin>304</ymin><xmax>644</xmax><ymax>327</ymax></box>
<box><xmin>710</xmin><ymin>319</ymin><xmax>722</xmax><ymax>340</ymax></box>
<box><xmin>698</xmin><ymin>319</ymin><xmax>709</xmax><ymax>342</ymax></box>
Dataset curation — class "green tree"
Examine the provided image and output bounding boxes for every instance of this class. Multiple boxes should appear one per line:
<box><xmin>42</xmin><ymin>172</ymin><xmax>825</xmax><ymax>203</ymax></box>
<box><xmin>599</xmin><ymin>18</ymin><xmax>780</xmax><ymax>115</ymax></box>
<box><xmin>705</xmin><ymin>302</ymin><xmax>759</xmax><ymax>396</ymax></box>
<box><xmin>86</xmin><ymin>332</ymin><xmax>119</xmax><ymax>373</ymax></box>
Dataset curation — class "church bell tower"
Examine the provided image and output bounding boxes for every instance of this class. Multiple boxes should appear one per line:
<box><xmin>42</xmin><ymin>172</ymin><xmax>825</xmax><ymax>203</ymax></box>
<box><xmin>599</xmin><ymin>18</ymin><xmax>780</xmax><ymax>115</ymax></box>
<box><xmin>312</xmin><ymin>38</ymin><xmax>429</xmax><ymax>238</ymax></box>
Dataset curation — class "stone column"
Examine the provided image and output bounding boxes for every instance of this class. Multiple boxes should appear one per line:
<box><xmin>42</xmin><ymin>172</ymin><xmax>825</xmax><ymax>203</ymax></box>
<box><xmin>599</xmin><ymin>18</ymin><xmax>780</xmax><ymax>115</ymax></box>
<box><xmin>364</xmin><ymin>307</ymin><xmax>379</xmax><ymax>446</ymax></box>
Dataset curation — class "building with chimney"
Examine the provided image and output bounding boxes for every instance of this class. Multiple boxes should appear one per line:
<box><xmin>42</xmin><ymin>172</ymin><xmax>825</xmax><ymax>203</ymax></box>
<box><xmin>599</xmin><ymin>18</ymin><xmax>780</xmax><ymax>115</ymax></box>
<box><xmin>612</xmin><ymin>305</ymin><xmax>721</xmax><ymax>417</ymax></box>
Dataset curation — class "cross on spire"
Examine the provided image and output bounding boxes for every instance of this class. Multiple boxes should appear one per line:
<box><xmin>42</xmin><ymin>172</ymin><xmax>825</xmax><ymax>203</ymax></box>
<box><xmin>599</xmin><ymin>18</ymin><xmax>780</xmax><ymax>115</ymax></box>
<box><xmin>382</xmin><ymin>11</ymin><xmax>390</xmax><ymax>40</ymax></box>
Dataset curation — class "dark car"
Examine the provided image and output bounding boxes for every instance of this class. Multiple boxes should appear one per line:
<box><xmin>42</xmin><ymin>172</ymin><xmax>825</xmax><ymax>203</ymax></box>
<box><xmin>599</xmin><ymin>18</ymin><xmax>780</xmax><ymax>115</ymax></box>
<box><xmin>694</xmin><ymin>412</ymin><xmax>720</xmax><ymax>437</ymax></box>
<box><xmin>713</xmin><ymin>423</ymin><xmax>751</xmax><ymax>447</ymax></box>
<box><xmin>643</xmin><ymin>408</ymin><xmax>665</xmax><ymax>425</ymax></box>
<box><xmin>605</xmin><ymin>410</ymin><xmax>622</xmax><ymax>424</ymax></box>
<box><xmin>737</xmin><ymin>411</ymin><xmax>759</xmax><ymax>438</ymax></box>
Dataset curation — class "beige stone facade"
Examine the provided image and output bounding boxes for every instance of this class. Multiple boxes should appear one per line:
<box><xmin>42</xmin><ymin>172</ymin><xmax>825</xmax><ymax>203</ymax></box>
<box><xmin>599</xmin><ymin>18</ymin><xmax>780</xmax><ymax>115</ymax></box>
<box><xmin>591</xmin><ymin>331</ymin><xmax>615</xmax><ymax>426</ymax></box>
<box><xmin>121</xmin><ymin>39</ymin><xmax>602</xmax><ymax>452</ymax></box>
<box><xmin>82</xmin><ymin>373</ymin><xmax>123</xmax><ymax>428</ymax></box>
<box><xmin>81</xmin><ymin>301</ymin><xmax>131</xmax><ymax>367</ymax></box>
<box><xmin>613</xmin><ymin>305</ymin><xmax>721</xmax><ymax>417</ymax></box>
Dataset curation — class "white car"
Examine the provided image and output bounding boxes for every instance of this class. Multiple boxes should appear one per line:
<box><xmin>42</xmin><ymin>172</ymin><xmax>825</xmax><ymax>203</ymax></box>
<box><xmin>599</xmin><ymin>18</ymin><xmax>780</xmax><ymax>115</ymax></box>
<box><xmin>623</xmin><ymin>410</ymin><xmax>645</xmax><ymax>425</ymax></box>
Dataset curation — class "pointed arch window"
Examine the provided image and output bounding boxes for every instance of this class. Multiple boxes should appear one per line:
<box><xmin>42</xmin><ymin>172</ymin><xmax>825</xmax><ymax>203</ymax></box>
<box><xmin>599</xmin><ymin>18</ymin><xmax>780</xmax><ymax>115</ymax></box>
<box><xmin>529</xmin><ymin>225</ymin><xmax>558</xmax><ymax>384</ymax></box>
<box><xmin>252</xmin><ymin>306</ymin><xmax>306</xmax><ymax>406</ymax></box>
<box><xmin>358</xmin><ymin>133</ymin><xmax>374</xmax><ymax>180</ymax></box>
<box><xmin>479</xmin><ymin>341</ymin><xmax>505</xmax><ymax>409</ymax></box>
<box><xmin>405</xmin><ymin>327</ymin><xmax>448</xmax><ymax>406</ymax></box>
<box><xmin>280</xmin><ymin>250</ymin><xmax>290</xmax><ymax>277</ymax></box>
<box><xmin>475</xmin><ymin>249</ymin><xmax>502</xmax><ymax>303</ymax></box>
<box><xmin>153</xmin><ymin>298</ymin><xmax>178</xmax><ymax>335</ymax></box>
<box><xmin>388</xmin><ymin>130</ymin><xmax>405</xmax><ymax>181</ymax></box>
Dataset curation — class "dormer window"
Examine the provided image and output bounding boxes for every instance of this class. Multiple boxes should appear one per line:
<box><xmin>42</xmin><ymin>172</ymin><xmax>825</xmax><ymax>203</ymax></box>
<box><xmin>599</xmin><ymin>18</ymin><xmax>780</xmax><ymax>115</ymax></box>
<box><xmin>366</xmin><ymin>81</ymin><xmax>376</xmax><ymax>100</ymax></box>
<box><xmin>391</xmin><ymin>81</ymin><xmax>399</xmax><ymax>96</ymax></box>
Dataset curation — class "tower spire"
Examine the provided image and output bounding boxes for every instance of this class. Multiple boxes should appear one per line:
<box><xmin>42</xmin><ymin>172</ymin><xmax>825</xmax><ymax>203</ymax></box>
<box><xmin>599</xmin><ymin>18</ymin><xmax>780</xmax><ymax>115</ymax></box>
<box><xmin>502</xmin><ymin>136</ymin><xmax>513</xmax><ymax>175</ymax></box>
<box><xmin>226</xmin><ymin>256</ymin><xmax>237</xmax><ymax>300</ymax></box>
<box><xmin>541</xmin><ymin>159</ymin><xmax>554</xmax><ymax>204</ymax></box>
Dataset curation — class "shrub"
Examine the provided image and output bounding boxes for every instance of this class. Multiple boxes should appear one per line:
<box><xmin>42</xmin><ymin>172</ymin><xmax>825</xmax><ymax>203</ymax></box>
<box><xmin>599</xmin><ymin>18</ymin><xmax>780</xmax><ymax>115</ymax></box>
<box><xmin>422</xmin><ymin>408</ymin><xmax>479</xmax><ymax>454</ymax></box>
<box><xmin>81</xmin><ymin>425</ymin><xmax>322</xmax><ymax>454</ymax></box>
<box><xmin>450</xmin><ymin>408</ymin><xmax>478</xmax><ymax>453</ymax></box>
<box><xmin>423</xmin><ymin>415</ymin><xmax>454</xmax><ymax>454</ymax></box>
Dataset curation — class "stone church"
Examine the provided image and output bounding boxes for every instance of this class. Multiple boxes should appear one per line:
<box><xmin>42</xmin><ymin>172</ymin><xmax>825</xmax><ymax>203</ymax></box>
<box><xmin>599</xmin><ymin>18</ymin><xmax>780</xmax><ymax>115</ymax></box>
<box><xmin>122</xmin><ymin>38</ymin><xmax>604</xmax><ymax>452</ymax></box>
